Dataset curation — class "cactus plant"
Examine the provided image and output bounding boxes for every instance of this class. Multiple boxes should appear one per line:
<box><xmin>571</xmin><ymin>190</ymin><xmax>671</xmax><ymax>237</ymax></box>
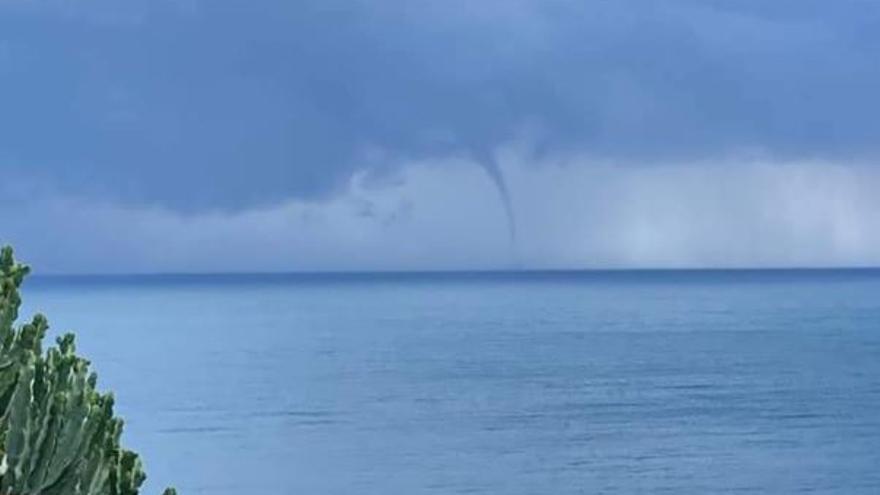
<box><xmin>0</xmin><ymin>247</ymin><xmax>175</xmax><ymax>495</ymax></box>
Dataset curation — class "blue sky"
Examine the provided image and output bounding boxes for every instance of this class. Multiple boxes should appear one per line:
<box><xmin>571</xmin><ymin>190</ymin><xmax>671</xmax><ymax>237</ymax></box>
<box><xmin>2</xmin><ymin>0</ymin><xmax>880</xmax><ymax>272</ymax></box>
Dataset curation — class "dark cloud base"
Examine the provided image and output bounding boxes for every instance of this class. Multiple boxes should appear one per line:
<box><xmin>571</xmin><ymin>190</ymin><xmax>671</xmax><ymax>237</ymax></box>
<box><xmin>2</xmin><ymin>0</ymin><xmax>880</xmax><ymax>211</ymax></box>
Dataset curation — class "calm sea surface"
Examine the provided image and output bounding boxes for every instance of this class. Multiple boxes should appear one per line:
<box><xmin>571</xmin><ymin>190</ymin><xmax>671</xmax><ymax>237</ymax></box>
<box><xmin>19</xmin><ymin>270</ymin><xmax>880</xmax><ymax>494</ymax></box>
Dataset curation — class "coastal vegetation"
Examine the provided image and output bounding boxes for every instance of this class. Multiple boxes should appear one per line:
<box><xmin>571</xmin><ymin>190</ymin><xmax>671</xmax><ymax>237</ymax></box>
<box><xmin>0</xmin><ymin>247</ymin><xmax>174</xmax><ymax>495</ymax></box>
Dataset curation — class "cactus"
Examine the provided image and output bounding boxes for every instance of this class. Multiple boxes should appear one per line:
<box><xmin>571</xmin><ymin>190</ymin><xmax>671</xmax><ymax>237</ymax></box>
<box><xmin>0</xmin><ymin>247</ymin><xmax>175</xmax><ymax>495</ymax></box>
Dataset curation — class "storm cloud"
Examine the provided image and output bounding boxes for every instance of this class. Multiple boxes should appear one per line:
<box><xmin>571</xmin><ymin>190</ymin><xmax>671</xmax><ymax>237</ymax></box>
<box><xmin>3</xmin><ymin>0</ymin><xmax>880</xmax><ymax>211</ymax></box>
<box><xmin>2</xmin><ymin>0</ymin><xmax>880</xmax><ymax>271</ymax></box>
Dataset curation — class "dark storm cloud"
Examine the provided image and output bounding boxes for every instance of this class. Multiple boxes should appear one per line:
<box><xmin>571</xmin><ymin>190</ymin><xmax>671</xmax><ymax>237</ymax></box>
<box><xmin>2</xmin><ymin>0</ymin><xmax>880</xmax><ymax>211</ymax></box>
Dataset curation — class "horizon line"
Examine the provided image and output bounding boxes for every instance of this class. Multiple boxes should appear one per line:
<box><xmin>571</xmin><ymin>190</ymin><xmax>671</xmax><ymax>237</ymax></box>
<box><xmin>26</xmin><ymin>265</ymin><xmax>880</xmax><ymax>279</ymax></box>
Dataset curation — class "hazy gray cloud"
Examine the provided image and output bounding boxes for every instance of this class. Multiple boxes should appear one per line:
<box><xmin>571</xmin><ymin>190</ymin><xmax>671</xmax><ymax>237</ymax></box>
<box><xmin>3</xmin><ymin>155</ymin><xmax>879</xmax><ymax>273</ymax></box>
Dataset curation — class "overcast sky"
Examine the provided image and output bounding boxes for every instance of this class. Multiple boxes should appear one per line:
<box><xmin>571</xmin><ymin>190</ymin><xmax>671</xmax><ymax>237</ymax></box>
<box><xmin>2</xmin><ymin>0</ymin><xmax>880</xmax><ymax>273</ymax></box>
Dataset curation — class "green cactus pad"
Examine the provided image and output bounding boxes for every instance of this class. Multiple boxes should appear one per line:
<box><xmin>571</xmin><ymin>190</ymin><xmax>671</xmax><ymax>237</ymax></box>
<box><xmin>0</xmin><ymin>247</ymin><xmax>175</xmax><ymax>495</ymax></box>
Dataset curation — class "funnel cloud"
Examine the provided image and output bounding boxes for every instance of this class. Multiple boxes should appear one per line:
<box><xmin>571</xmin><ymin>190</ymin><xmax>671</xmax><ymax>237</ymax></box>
<box><xmin>472</xmin><ymin>148</ymin><xmax>517</xmax><ymax>246</ymax></box>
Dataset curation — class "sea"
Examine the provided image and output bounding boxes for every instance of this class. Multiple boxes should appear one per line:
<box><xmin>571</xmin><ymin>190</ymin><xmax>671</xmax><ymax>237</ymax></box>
<box><xmin>19</xmin><ymin>270</ymin><xmax>880</xmax><ymax>494</ymax></box>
